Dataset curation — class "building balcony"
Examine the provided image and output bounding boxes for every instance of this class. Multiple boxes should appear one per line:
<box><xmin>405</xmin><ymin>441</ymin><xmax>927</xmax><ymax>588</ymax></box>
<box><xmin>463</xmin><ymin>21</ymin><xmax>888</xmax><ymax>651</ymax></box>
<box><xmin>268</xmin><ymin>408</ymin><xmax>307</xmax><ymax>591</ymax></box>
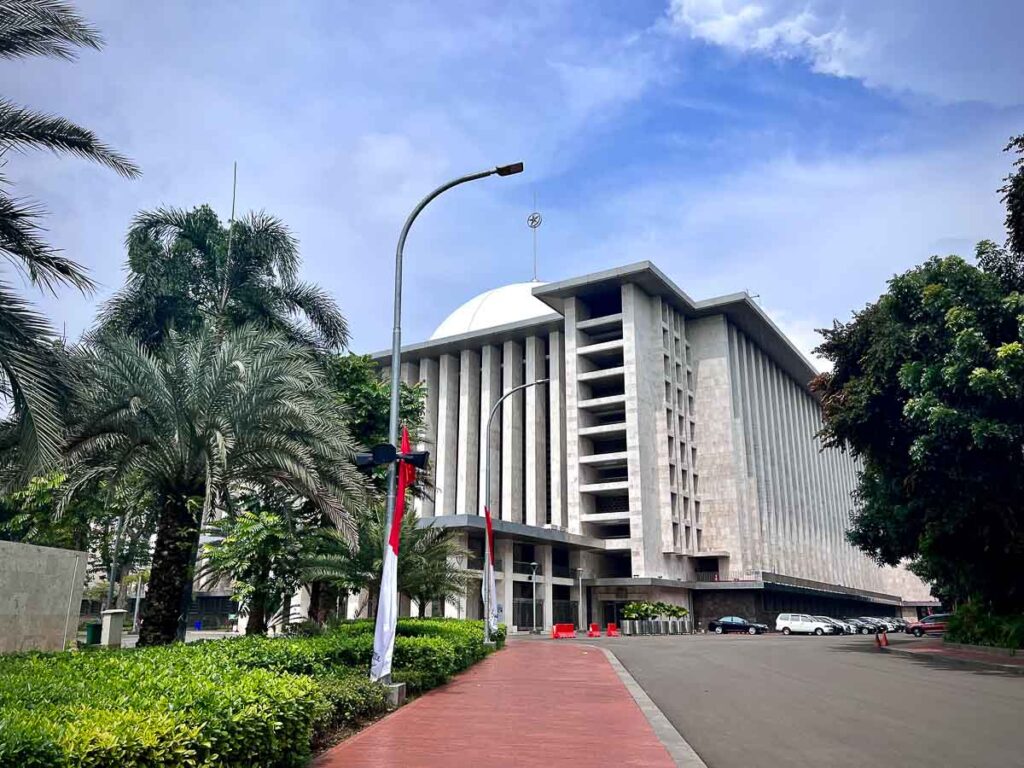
<box><xmin>577</xmin><ymin>365</ymin><xmax>625</xmax><ymax>383</ymax></box>
<box><xmin>580</xmin><ymin>511</ymin><xmax>631</xmax><ymax>525</ymax></box>
<box><xmin>579</xmin><ymin>451</ymin><xmax>628</xmax><ymax>467</ymax></box>
<box><xmin>579</xmin><ymin>422</ymin><xmax>627</xmax><ymax>439</ymax></box>
<box><xmin>576</xmin><ymin>312</ymin><xmax>623</xmax><ymax>332</ymax></box>
<box><xmin>578</xmin><ymin>394</ymin><xmax>626</xmax><ymax>413</ymax></box>
<box><xmin>579</xmin><ymin>480</ymin><xmax>629</xmax><ymax>495</ymax></box>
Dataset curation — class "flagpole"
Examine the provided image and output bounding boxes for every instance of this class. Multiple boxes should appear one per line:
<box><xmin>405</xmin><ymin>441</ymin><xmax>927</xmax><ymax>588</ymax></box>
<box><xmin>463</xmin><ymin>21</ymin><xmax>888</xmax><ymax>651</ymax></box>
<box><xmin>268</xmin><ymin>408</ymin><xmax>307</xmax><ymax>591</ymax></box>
<box><xmin>482</xmin><ymin>378</ymin><xmax>548</xmax><ymax>643</ymax></box>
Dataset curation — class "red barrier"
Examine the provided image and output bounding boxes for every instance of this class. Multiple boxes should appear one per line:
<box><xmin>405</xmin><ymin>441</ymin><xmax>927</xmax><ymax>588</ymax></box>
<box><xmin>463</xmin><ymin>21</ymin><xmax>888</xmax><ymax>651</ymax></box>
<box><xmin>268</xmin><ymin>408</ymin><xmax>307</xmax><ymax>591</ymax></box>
<box><xmin>606</xmin><ymin>623</ymin><xmax>620</xmax><ymax>637</ymax></box>
<box><xmin>587</xmin><ymin>623</ymin><xmax>601</xmax><ymax>638</ymax></box>
<box><xmin>552</xmin><ymin>623</ymin><xmax>576</xmax><ymax>639</ymax></box>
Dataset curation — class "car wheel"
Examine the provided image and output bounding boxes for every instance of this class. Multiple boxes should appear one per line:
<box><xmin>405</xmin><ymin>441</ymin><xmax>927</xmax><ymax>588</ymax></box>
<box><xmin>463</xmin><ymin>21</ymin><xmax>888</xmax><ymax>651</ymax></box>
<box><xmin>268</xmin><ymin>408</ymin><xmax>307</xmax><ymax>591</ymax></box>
<box><xmin>782</xmin><ymin>627</ymin><xmax>791</xmax><ymax>635</ymax></box>
<box><xmin>748</xmin><ymin>627</ymin><xmax>757</xmax><ymax>635</ymax></box>
<box><xmin>913</xmin><ymin>628</ymin><xmax>923</xmax><ymax>637</ymax></box>
<box><xmin>860</xmin><ymin>627</ymin><xmax>869</xmax><ymax>634</ymax></box>
<box><xmin>714</xmin><ymin>626</ymin><xmax>723</xmax><ymax>634</ymax></box>
<box><xmin>814</xmin><ymin>627</ymin><xmax>824</xmax><ymax>636</ymax></box>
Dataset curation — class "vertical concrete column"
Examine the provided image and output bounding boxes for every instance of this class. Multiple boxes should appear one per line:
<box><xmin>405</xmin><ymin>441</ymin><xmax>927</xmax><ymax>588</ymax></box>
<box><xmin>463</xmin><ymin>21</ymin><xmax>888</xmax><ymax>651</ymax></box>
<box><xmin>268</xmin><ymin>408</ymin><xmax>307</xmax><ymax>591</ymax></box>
<box><xmin>434</xmin><ymin>353</ymin><xmax>460</xmax><ymax>517</ymax></box>
<box><xmin>548</xmin><ymin>331</ymin><xmax>568</xmax><ymax>529</ymax></box>
<box><xmin>498</xmin><ymin>538</ymin><xmax>514</xmax><ymax>629</ymax></box>
<box><xmin>540</xmin><ymin>544</ymin><xmax>554</xmax><ymax>630</ymax></box>
<box><xmin>478</xmin><ymin>345</ymin><xmax>502</xmax><ymax>515</ymax></box>
<box><xmin>501</xmin><ymin>340</ymin><xmax>524</xmax><ymax>523</ymax></box>
<box><xmin>419</xmin><ymin>358</ymin><xmax>439</xmax><ymax>517</ymax></box>
<box><xmin>525</xmin><ymin>335</ymin><xmax>548</xmax><ymax>527</ymax></box>
<box><xmin>400</xmin><ymin>361</ymin><xmax>418</xmax><ymax>386</ymax></box>
<box><xmin>456</xmin><ymin>349</ymin><xmax>481</xmax><ymax>516</ymax></box>
<box><xmin>563</xmin><ymin>300</ymin><xmax>583</xmax><ymax>534</ymax></box>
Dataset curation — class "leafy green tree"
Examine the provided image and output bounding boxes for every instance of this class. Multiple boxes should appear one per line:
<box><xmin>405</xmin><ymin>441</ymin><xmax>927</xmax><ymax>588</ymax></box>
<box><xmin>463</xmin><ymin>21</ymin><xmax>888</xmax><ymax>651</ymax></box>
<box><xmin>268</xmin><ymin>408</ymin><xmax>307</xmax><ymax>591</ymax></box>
<box><xmin>329</xmin><ymin>354</ymin><xmax>424</xmax><ymax>448</ymax></box>
<box><xmin>63</xmin><ymin>323</ymin><xmax>367</xmax><ymax>645</ymax></box>
<box><xmin>0</xmin><ymin>471</ymin><xmax>155</xmax><ymax>606</ymax></box>
<box><xmin>0</xmin><ymin>0</ymin><xmax>139</xmax><ymax>478</ymax></box>
<box><xmin>199</xmin><ymin>504</ymin><xmax>306</xmax><ymax>636</ymax></box>
<box><xmin>302</xmin><ymin>504</ymin><xmax>465</xmax><ymax>617</ymax></box>
<box><xmin>99</xmin><ymin>205</ymin><xmax>346</xmax><ymax>351</ymax></box>
<box><xmin>813</xmin><ymin>139</ymin><xmax>1024</xmax><ymax>611</ymax></box>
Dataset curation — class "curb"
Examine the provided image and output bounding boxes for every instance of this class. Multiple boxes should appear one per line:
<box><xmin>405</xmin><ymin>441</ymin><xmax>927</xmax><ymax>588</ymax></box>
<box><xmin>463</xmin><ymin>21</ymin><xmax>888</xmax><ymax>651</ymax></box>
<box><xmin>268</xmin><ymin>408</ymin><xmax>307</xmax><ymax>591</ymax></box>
<box><xmin>885</xmin><ymin>645</ymin><xmax>1024</xmax><ymax>675</ymax></box>
<box><xmin>595</xmin><ymin>646</ymin><xmax>708</xmax><ymax>768</ymax></box>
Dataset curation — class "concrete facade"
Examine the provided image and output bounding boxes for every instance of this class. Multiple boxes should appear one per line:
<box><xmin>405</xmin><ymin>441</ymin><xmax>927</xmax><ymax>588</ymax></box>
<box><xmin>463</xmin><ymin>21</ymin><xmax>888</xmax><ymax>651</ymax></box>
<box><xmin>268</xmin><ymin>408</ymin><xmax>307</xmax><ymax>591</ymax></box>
<box><xmin>0</xmin><ymin>540</ymin><xmax>86</xmax><ymax>653</ymax></box>
<box><xmin>376</xmin><ymin>262</ymin><xmax>936</xmax><ymax>632</ymax></box>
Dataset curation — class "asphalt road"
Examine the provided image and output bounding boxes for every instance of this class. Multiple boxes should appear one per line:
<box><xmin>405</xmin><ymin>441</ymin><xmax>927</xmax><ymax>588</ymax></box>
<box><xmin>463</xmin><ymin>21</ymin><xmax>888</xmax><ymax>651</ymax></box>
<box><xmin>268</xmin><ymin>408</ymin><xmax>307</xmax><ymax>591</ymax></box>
<box><xmin>602</xmin><ymin>632</ymin><xmax>1024</xmax><ymax>768</ymax></box>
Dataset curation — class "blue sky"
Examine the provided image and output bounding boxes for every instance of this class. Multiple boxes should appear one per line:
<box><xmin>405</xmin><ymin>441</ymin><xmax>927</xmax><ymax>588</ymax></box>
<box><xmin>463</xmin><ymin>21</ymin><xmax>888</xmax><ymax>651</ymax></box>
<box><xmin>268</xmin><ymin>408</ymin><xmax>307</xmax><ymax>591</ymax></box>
<box><xmin>5</xmin><ymin>0</ymin><xmax>1024</xmax><ymax>366</ymax></box>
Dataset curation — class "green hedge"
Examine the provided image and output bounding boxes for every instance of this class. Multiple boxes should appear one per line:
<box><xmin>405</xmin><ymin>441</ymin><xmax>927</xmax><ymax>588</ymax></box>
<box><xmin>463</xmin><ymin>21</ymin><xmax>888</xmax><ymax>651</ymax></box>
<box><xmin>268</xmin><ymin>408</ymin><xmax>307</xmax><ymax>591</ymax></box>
<box><xmin>946</xmin><ymin>603</ymin><xmax>1024</xmax><ymax>650</ymax></box>
<box><xmin>0</xmin><ymin>618</ymin><xmax>499</xmax><ymax>766</ymax></box>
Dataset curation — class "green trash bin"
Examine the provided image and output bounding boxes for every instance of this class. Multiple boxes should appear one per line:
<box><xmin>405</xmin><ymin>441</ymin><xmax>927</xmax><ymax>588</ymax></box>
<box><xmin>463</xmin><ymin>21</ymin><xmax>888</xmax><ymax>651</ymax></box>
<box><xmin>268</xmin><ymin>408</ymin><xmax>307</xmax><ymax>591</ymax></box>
<box><xmin>85</xmin><ymin>621</ymin><xmax>102</xmax><ymax>645</ymax></box>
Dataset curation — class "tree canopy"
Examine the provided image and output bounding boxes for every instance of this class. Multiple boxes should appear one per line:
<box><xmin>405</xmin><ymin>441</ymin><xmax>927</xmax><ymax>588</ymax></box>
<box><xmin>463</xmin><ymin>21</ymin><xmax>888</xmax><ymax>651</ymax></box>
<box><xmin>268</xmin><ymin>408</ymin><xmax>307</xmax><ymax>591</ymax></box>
<box><xmin>99</xmin><ymin>205</ymin><xmax>347</xmax><ymax>352</ymax></box>
<box><xmin>0</xmin><ymin>0</ymin><xmax>138</xmax><ymax>481</ymax></box>
<box><xmin>813</xmin><ymin>137</ymin><xmax>1024</xmax><ymax>611</ymax></box>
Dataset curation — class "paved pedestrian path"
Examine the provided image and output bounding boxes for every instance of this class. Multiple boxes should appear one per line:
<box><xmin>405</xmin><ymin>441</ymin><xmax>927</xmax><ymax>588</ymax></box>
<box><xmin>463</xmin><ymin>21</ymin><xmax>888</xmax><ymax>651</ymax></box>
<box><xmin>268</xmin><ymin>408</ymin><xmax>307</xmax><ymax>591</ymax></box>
<box><xmin>315</xmin><ymin>640</ymin><xmax>675</xmax><ymax>767</ymax></box>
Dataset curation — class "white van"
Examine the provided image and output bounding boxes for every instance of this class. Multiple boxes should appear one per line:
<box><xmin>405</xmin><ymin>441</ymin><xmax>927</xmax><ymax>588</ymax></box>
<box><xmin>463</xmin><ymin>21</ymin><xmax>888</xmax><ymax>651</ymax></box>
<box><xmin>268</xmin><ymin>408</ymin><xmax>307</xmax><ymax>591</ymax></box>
<box><xmin>775</xmin><ymin>613</ymin><xmax>834</xmax><ymax>635</ymax></box>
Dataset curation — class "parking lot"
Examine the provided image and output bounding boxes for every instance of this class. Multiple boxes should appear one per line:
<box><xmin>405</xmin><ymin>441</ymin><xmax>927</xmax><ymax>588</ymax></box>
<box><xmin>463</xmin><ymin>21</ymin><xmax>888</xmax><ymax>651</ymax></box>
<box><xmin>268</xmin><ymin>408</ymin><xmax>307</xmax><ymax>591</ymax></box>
<box><xmin>602</xmin><ymin>632</ymin><xmax>1024</xmax><ymax>768</ymax></box>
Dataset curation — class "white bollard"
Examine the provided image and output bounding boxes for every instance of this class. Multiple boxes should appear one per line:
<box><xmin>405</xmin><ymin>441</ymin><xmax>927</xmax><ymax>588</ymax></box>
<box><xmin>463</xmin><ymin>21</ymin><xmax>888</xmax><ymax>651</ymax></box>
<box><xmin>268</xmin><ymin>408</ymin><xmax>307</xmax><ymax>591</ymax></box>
<box><xmin>101</xmin><ymin>609</ymin><xmax>128</xmax><ymax>648</ymax></box>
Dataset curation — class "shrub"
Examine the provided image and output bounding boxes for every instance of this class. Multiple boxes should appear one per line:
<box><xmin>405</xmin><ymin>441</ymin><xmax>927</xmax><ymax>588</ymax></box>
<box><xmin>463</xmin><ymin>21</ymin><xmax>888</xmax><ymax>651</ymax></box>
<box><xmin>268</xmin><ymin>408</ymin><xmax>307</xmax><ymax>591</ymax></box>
<box><xmin>946</xmin><ymin>602</ymin><xmax>1024</xmax><ymax>650</ymax></box>
<box><xmin>0</xmin><ymin>618</ymin><xmax>496</xmax><ymax>766</ymax></box>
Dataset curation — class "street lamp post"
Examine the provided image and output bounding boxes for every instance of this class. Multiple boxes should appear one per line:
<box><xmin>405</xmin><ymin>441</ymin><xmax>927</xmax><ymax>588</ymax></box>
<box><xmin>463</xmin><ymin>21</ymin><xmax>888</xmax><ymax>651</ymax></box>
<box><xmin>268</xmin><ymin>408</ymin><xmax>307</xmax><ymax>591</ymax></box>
<box><xmin>382</xmin><ymin>163</ymin><xmax>524</xmax><ymax>563</ymax></box>
<box><xmin>576</xmin><ymin>566</ymin><xmax>584</xmax><ymax>631</ymax></box>
<box><xmin>529</xmin><ymin>561</ymin><xmax>539</xmax><ymax>634</ymax></box>
<box><xmin>481</xmin><ymin>378</ymin><xmax>549</xmax><ymax>644</ymax></box>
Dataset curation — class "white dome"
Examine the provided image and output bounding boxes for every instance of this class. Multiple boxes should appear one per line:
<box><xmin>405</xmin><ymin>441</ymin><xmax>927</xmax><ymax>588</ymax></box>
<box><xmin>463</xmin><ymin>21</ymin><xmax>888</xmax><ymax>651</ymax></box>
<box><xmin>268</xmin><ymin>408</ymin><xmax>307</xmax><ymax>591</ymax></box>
<box><xmin>430</xmin><ymin>281</ymin><xmax>553</xmax><ymax>340</ymax></box>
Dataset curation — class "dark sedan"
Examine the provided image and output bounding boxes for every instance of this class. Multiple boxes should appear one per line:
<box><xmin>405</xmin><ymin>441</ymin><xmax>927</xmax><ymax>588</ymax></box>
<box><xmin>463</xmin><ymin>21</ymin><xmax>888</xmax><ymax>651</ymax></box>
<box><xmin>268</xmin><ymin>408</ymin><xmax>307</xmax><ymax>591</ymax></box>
<box><xmin>708</xmin><ymin>616</ymin><xmax>769</xmax><ymax>635</ymax></box>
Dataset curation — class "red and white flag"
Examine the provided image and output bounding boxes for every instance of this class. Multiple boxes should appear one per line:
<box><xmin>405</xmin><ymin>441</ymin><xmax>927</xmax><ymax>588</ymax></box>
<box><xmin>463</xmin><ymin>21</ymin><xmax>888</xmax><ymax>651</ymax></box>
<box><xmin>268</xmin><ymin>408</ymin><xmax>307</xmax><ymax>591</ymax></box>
<box><xmin>482</xmin><ymin>505</ymin><xmax>499</xmax><ymax>635</ymax></box>
<box><xmin>371</xmin><ymin>426</ymin><xmax>415</xmax><ymax>682</ymax></box>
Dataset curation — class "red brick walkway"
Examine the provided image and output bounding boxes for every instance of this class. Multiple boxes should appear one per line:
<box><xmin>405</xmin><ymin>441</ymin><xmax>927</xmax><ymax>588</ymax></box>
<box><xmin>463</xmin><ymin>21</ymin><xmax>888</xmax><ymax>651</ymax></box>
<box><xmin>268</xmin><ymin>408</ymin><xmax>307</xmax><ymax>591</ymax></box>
<box><xmin>315</xmin><ymin>640</ymin><xmax>674</xmax><ymax>767</ymax></box>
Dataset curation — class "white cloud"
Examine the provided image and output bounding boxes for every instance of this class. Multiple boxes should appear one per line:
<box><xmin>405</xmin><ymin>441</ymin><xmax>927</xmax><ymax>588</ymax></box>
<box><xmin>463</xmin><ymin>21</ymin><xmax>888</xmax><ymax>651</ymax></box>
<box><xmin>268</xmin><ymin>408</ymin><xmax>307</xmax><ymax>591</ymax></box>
<box><xmin>666</xmin><ymin>0</ymin><xmax>1024</xmax><ymax>105</ymax></box>
<box><xmin>667</xmin><ymin>0</ymin><xmax>859</xmax><ymax>78</ymax></box>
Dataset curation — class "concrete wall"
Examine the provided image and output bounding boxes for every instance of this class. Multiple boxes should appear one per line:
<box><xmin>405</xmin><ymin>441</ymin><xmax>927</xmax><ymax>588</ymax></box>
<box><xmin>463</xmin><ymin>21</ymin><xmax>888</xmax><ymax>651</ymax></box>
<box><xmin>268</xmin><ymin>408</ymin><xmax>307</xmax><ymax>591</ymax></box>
<box><xmin>0</xmin><ymin>540</ymin><xmax>86</xmax><ymax>653</ymax></box>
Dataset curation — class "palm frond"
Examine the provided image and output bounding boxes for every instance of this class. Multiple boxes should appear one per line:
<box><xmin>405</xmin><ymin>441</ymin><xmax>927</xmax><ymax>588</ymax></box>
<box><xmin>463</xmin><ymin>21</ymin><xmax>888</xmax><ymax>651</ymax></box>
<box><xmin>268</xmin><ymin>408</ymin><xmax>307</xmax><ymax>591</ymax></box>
<box><xmin>0</xmin><ymin>282</ymin><xmax>63</xmax><ymax>483</ymax></box>
<box><xmin>0</xmin><ymin>184</ymin><xmax>95</xmax><ymax>293</ymax></box>
<box><xmin>0</xmin><ymin>98</ymin><xmax>140</xmax><ymax>177</ymax></box>
<box><xmin>0</xmin><ymin>0</ymin><xmax>101</xmax><ymax>61</ymax></box>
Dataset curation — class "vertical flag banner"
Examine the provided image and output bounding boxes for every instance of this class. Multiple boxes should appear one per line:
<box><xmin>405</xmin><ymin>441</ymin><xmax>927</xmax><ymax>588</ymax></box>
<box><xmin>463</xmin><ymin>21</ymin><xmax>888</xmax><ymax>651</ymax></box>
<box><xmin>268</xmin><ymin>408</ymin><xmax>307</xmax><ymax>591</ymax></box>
<box><xmin>483</xmin><ymin>505</ymin><xmax>499</xmax><ymax>635</ymax></box>
<box><xmin>371</xmin><ymin>426</ymin><xmax>415</xmax><ymax>682</ymax></box>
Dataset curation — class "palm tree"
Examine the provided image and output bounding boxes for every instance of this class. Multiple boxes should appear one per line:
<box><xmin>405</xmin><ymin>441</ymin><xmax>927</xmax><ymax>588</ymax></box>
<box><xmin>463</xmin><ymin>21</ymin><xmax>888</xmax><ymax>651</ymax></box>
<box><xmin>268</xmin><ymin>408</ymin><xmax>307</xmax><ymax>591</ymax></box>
<box><xmin>0</xmin><ymin>0</ymin><xmax>139</xmax><ymax>479</ymax></box>
<box><xmin>98</xmin><ymin>205</ymin><xmax>347</xmax><ymax>352</ymax></box>
<box><xmin>199</xmin><ymin>505</ymin><xmax>305</xmax><ymax>636</ymax></box>
<box><xmin>63</xmin><ymin>322</ymin><xmax>367</xmax><ymax>645</ymax></box>
<box><xmin>303</xmin><ymin>504</ymin><xmax>466</xmax><ymax>618</ymax></box>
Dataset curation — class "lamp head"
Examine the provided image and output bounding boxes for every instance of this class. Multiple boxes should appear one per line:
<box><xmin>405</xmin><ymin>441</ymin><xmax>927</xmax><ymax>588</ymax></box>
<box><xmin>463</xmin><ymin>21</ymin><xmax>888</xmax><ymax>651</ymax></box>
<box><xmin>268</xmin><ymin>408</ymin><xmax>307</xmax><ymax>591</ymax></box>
<box><xmin>495</xmin><ymin>162</ymin><xmax>524</xmax><ymax>177</ymax></box>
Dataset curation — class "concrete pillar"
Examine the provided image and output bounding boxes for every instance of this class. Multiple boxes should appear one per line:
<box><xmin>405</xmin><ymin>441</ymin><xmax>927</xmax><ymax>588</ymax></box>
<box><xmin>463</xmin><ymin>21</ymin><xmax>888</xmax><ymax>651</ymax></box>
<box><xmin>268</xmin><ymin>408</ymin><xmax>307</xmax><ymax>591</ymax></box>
<box><xmin>435</xmin><ymin>354</ymin><xmax>460</xmax><ymax>517</ymax></box>
<box><xmin>563</xmin><ymin>300</ymin><xmax>583</xmax><ymax>534</ymax></box>
<box><xmin>548</xmin><ymin>331</ymin><xmax>568</xmax><ymax>529</ymax></box>
<box><xmin>419</xmin><ymin>358</ymin><xmax>439</xmax><ymax>517</ymax></box>
<box><xmin>478</xmin><ymin>345</ymin><xmax>502</xmax><ymax>516</ymax></box>
<box><xmin>498</xmin><ymin>538</ymin><xmax>514</xmax><ymax>630</ymax></box>
<box><xmin>540</xmin><ymin>544</ymin><xmax>553</xmax><ymax>631</ymax></box>
<box><xmin>400</xmin><ymin>361</ymin><xmax>418</xmax><ymax>386</ymax></box>
<box><xmin>525</xmin><ymin>335</ymin><xmax>548</xmax><ymax>527</ymax></box>
<box><xmin>100</xmin><ymin>609</ymin><xmax>127</xmax><ymax>648</ymax></box>
<box><xmin>456</xmin><ymin>349</ymin><xmax>481</xmax><ymax>516</ymax></box>
<box><xmin>501</xmin><ymin>340</ymin><xmax>524</xmax><ymax>523</ymax></box>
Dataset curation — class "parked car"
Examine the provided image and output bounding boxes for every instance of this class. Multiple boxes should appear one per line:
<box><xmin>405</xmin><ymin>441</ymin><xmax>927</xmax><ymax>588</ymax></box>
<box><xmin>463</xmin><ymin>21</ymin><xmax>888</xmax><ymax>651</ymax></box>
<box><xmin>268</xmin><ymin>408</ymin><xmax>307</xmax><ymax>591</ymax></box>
<box><xmin>857</xmin><ymin>617</ymin><xmax>887</xmax><ymax>633</ymax></box>
<box><xmin>843</xmin><ymin>618</ymin><xmax>874</xmax><ymax>634</ymax></box>
<box><xmin>907</xmin><ymin>613</ymin><xmax>951</xmax><ymax>637</ymax></box>
<box><xmin>708</xmin><ymin>616</ymin><xmax>769</xmax><ymax>635</ymax></box>
<box><xmin>814</xmin><ymin>616</ymin><xmax>852</xmax><ymax>635</ymax></box>
<box><xmin>873</xmin><ymin>617</ymin><xmax>900</xmax><ymax>632</ymax></box>
<box><xmin>775</xmin><ymin>613</ymin><xmax>835</xmax><ymax>635</ymax></box>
